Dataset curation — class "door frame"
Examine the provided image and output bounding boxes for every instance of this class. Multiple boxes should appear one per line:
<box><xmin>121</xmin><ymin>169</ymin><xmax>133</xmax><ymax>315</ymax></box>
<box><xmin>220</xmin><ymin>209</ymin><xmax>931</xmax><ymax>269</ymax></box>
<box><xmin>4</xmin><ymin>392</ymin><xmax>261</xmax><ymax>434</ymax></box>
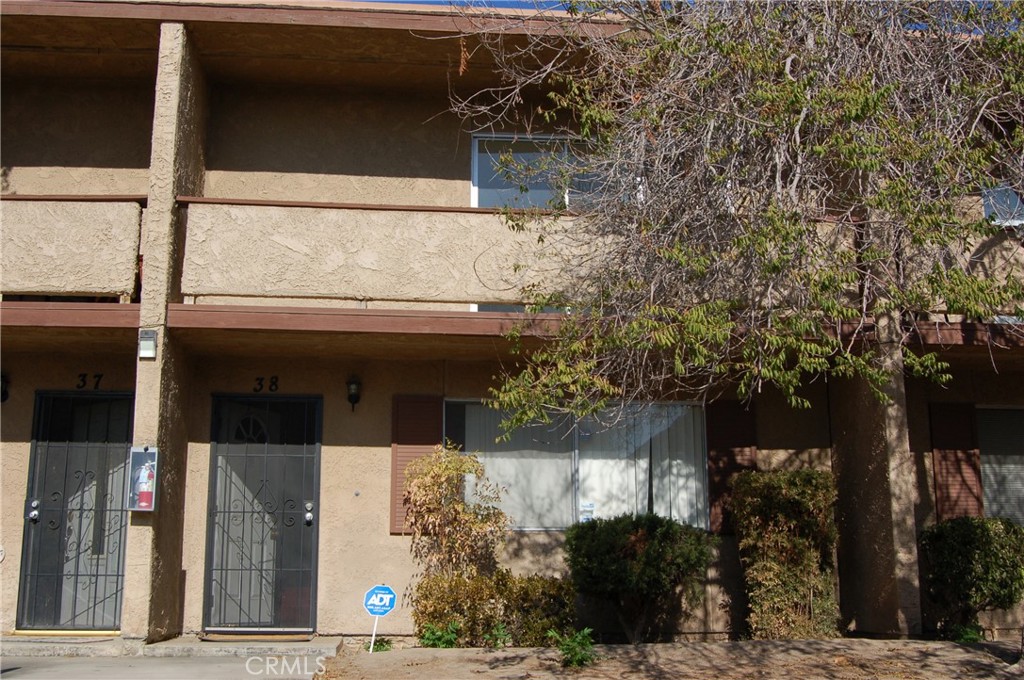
<box><xmin>202</xmin><ymin>394</ymin><xmax>322</xmax><ymax>633</ymax></box>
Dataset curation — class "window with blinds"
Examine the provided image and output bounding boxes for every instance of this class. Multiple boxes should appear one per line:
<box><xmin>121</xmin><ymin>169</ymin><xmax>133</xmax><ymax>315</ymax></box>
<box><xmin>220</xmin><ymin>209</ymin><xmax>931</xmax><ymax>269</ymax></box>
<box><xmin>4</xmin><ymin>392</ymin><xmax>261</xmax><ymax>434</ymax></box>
<box><xmin>978</xmin><ymin>408</ymin><xmax>1024</xmax><ymax>524</ymax></box>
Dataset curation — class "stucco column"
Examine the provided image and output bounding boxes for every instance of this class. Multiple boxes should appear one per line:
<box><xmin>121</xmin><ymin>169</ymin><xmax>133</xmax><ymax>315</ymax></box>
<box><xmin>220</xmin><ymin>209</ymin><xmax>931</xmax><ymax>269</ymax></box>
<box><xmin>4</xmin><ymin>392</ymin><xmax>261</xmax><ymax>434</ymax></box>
<box><xmin>829</xmin><ymin>315</ymin><xmax>922</xmax><ymax>636</ymax></box>
<box><xmin>121</xmin><ymin>22</ymin><xmax>206</xmax><ymax>642</ymax></box>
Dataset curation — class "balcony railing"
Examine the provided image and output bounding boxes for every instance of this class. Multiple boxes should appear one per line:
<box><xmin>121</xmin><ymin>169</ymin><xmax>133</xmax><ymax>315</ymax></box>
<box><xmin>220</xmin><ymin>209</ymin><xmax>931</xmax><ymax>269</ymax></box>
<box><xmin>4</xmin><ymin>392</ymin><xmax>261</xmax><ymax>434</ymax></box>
<box><xmin>179</xmin><ymin>198</ymin><xmax>551</xmax><ymax>307</ymax></box>
<box><xmin>0</xmin><ymin>197</ymin><xmax>143</xmax><ymax>299</ymax></box>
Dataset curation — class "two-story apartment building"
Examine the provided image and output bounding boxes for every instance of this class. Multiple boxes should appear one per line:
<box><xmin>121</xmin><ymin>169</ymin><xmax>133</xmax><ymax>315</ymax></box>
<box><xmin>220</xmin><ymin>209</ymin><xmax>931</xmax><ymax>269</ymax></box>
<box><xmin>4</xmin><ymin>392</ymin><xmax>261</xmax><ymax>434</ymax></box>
<box><xmin>2</xmin><ymin>0</ymin><xmax>1022</xmax><ymax>646</ymax></box>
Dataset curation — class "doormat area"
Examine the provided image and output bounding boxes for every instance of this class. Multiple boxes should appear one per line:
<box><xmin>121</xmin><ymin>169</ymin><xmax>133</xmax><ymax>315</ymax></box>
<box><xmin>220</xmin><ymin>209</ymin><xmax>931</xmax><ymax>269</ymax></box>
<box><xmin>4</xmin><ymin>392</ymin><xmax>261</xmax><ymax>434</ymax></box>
<box><xmin>200</xmin><ymin>633</ymin><xmax>315</xmax><ymax>642</ymax></box>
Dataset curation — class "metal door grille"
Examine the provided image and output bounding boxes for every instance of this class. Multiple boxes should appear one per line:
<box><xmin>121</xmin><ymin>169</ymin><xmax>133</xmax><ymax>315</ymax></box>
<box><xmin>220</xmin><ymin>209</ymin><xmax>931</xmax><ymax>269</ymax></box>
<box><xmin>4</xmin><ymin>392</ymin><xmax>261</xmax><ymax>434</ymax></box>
<box><xmin>18</xmin><ymin>393</ymin><xmax>133</xmax><ymax>630</ymax></box>
<box><xmin>204</xmin><ymin>396</ymin><xmax>320</xmax><ymax>632</ymax></box>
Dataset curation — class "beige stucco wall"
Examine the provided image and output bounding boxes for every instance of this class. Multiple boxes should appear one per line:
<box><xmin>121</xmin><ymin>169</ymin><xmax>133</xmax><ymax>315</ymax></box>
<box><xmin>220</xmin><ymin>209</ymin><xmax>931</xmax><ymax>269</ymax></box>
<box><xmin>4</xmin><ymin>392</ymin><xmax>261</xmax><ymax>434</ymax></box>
<box><xmin>203</xmin><ymin>87</ymin><xmax>467</xmax><ymax>206</ymax></box>
<box><xmin>828</xmin><ymin>335</ymin><xmax>927</xmax><ymax>638</ymax></box>
<box><xmin>1</xmin><ymin>80</ymin><xmax>153</xmax><ymax>196</ymax></box>
<box><xmin>0</xmin><ymin>350</ymin><xmax>137</xmax><ymax>633</ymax></box>
<box><xmin>755</xmin><ymin>383</ymin><xmax>833</xmax><ymax>471</ymax></box>
<box><xmin>0</xmin><ymin>201</ymin><xmax>142</xmax><ymax>297</ymax></box>
<box><xmin>122</xmin><ymin>20</ymin><xmax>209</xmax><ymax>642</ymax></box>
<box><xmin>181</xmin><ymin>204</ymin><xmax>549</xmax><ymax>305</ymax></box>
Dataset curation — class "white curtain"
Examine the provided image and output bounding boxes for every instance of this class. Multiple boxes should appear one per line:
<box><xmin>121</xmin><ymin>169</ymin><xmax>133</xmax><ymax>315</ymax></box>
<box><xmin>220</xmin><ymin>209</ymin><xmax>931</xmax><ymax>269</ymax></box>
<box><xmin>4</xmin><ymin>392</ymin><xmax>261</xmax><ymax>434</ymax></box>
<box><xmin>579</xmin><ymin>405</ymin><xmax>707</xmax><ymax>527</ymax></box>
<box><xmin>464</xmin><ymin>404</ymin><xmax>574</xmax><ymax>529</ymax></box>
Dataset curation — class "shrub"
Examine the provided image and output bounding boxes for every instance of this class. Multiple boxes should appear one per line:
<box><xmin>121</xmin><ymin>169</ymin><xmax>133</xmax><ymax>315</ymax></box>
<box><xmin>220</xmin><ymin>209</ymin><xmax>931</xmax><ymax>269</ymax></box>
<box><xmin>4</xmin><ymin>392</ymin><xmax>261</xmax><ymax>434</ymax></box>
<box><xmin>498</xmin><ymin>570</ymin><xmax>577</xmax><ymax>646</ymax></box>
<box><xmin>564</xmin><ymin>513</ymin><xmax>716</xmax><ymax>643</ymax></box>
<box><xmin>547</xmin><ymin>628</ymin><xmax>596</xmax><ymax>667</ymax></box>
<box><xmin>403</xmin><ymin>442</ymin><xmax>509</xmax><ymax>579</ymax></box>
<box><xmin>363</xmin><ymin>637</ymin><xmax>393</xmax><ymax>652</ymax></box>
<box><xmin>919</xmin><ymin>516</ymin><xmax>1024</xmax><ymax>637</ymax></box>
<box><xmin>412</xmin><ymin>569</ymin><xmax>575</xmax><ymax>647</ymax></box>
<box><xmin>420</xmin><ymin>621</ymin><xmax>460</xmax><ymax>648</ymax></box>
<box><xmin>404</xmin><ymin>441</ymin><xmax>577</xmax><ymax>647</ymax></box>
<box><xmin>483</xmin><ymin>622</ymin><xmax>511</xmax><ymax>649</ymax></box>
<box><xmin>731</xmin><ymin>469</ymin><xmax>839</xmax><ymax>639</ymax></box>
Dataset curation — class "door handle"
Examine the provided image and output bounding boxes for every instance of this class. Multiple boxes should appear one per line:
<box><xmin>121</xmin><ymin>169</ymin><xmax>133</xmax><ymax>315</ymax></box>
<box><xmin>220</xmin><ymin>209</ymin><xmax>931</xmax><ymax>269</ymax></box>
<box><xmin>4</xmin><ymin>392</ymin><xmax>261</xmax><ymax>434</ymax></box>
<box><xmin>26</xmin><ymin>499</ymin><xmax>40</xmax><ymax>522</ymax></box>
<box><xmin>304</xmin><ymin>512</ymin><xmax>314</xmax><ymax>526</ymax></box>
<box><xmin>27</xmin><ymin>510</ymin><xmax>40</xmax><ymax>522</ymax></box>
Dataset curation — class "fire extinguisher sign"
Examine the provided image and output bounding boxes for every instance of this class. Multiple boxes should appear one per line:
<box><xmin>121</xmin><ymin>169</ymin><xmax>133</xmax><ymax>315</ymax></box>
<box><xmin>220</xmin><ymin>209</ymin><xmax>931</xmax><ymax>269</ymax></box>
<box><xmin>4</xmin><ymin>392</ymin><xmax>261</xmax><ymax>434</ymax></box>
<box><xmin>127</xmin><ymin>446</ymin><xmax>159</xmax><ymax>512</ymax></box>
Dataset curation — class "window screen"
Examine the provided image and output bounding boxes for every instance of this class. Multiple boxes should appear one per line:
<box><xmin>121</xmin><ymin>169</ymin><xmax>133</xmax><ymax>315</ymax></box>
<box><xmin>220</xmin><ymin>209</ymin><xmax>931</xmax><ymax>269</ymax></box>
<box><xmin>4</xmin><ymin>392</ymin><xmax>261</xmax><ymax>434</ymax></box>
<box><xmin>978</xmin><ymin>408</ymin><xmax>1024</xmax><ymax>524</ymax></box>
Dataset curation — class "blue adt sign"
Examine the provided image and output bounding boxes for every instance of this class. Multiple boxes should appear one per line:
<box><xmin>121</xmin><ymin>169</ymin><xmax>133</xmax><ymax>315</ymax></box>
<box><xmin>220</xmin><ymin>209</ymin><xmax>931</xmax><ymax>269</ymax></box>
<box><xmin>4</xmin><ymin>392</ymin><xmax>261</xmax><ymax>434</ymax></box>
<box><xmin>363</xmin><ymin>584</ymin><xmax>397</xmax><ymax>617</ymax></box>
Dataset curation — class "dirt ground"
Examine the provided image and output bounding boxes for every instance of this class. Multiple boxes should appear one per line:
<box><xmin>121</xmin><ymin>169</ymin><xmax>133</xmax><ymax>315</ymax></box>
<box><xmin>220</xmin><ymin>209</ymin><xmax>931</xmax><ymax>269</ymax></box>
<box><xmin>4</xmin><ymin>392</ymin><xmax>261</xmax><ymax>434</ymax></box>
<box><xmin>321</xmin><ymin>638</ymin><xmax>1021</xmax><ymax>680</ymax></box>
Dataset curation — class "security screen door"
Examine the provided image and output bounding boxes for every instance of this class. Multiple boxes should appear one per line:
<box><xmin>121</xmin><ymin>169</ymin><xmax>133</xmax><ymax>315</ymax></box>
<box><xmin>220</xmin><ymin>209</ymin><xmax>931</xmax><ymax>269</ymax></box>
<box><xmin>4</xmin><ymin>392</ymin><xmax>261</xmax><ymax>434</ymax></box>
<box><xmin>204</xmin><ymin>396</ymin><xmax>320</xmax><ymax>632</ymax></box>
<box><xmin>18</xmin><ymin>393</ymin><xmax>134</xmax><ymax>630</ymax></box>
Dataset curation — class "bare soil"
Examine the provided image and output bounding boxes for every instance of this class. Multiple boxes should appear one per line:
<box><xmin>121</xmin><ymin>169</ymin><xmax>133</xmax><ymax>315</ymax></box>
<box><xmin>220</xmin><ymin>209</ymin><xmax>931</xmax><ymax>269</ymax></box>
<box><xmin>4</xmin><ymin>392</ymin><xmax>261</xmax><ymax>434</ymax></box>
<box><xmin>322</xmin><ymin>639</ymin><xmax>1021</xmax><ymax>680</ymax></box>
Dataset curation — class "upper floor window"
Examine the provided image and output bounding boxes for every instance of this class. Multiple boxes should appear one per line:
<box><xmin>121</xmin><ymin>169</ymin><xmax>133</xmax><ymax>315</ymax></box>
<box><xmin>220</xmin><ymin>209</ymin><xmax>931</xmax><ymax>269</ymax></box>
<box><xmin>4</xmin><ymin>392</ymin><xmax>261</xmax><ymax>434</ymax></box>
<box><xmin>472</xmin><ymin>135</ymin><xmax>570</xmax><ymax>209</ymax></box>
<box><xmin>444</xmin><ymin>401</ymin><xmax>708</xmax><ymax>530</ymax></box>
<box><xmin>982</xmin><ymin>186</ymin><xmax>1024</xmax><ymax>229</ymax></box>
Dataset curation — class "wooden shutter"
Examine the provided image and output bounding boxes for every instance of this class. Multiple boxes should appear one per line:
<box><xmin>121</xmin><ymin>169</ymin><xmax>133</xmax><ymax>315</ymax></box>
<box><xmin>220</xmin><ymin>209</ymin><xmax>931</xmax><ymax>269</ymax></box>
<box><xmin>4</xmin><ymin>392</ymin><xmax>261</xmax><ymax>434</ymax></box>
<box><xmin>706</xmin><ymin>401</ymin><xmax>758</xmax><ymax>534</ymax></box>
<box><xmin>930</xmin><ymin>403</ymin><xmax>982</xmax><ymax>520</ymax></box>
<box><xmin>391</xmin><ymin>395</ymin><xmax>443</xmax><ymax>535</ymax></box>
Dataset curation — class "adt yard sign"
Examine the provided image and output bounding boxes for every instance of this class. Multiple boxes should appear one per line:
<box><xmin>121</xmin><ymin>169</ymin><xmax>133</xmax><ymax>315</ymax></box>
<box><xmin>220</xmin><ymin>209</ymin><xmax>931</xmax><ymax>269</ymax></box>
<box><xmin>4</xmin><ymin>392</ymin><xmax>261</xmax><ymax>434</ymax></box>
<box><xmin>363</xmin><ymin>585</ymin><xmax>396</xmax><ymax>617</ymax></box>
<box><xmin>363</xmin><ymin>584</ymin><xmax>396</xmax><ymax>652</ymax></box>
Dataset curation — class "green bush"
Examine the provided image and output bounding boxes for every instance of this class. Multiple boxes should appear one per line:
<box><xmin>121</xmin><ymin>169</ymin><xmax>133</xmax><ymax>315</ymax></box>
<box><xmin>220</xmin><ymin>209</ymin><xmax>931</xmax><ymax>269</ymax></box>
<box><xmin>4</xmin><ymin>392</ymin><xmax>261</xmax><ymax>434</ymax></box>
<box><xmin>420</xmin><ymin>621</ymin><xmax>460</xmax><ymax>648</ymax></box>
<box><xmin>919</xmin><ymin>516</ymin><xmax>1024</xmax><ymax>637</ymax></box>
<box><xmin>483</xmin><ymin>622</ymin><xmax>511</xmax><ymax>649</ymax></box>
<box><xmin>547</xmin><ymin>627</ymin><xmax>596</xmax><ymax>667</ymax></box>
<box><xmin>564</xmin><ymin>513</ymin><xmax>717</xmax><ymax>643</ymax></box>
<box><xmin>412</xmin><ymin>569</ymin><xmax>575</xmax><ymax>647</ymax></box>
<box><xmin>731</xmin><ymin>469</ymin><xmax>839</xmax><ymax>639</ymax></box>
<box><xmin>498</xmin><ymin>571</ymin><xmax>577</xmax><ymax>646</ymax></box>
<box><xmin>363</xmin><ymin>637</ymin><xmax>393</xmax><ymax>652</ymax></box>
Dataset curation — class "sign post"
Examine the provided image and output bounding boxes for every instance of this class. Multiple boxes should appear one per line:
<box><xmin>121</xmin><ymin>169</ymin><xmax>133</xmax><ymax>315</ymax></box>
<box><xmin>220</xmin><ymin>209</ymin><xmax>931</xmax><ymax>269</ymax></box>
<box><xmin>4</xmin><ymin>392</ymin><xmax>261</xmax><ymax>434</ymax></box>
<box><xmin>363</xmin><ymin>584</ymin><xmax>397</xmax><ymax>653</ymax></box>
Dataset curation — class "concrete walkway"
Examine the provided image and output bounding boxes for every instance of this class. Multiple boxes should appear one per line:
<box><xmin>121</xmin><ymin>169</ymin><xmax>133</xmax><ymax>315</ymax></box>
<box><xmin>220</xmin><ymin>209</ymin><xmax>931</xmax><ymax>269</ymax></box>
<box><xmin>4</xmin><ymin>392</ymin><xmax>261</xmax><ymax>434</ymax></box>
<box><xmin>1</xmin><ymin>635</ymin><xmax>341</xmax><ymax>679</ymax></box>
<box><xmin>2</xmin><ymin>636</ymin><xmax>1020</xmax><ymax>680</ymax></box>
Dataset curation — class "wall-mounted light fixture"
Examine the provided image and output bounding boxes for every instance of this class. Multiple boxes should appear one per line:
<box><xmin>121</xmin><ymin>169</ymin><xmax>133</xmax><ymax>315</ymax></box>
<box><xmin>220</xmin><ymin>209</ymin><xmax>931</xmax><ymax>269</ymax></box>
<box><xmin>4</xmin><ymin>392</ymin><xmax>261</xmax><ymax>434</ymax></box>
<box><xmin>346</xmin><ymin>377</ymin><xmax>361</xmax><ymax>412</ymax></box>
<box><xmin>1</xmin><ymin>374</ymin><xmax>8</xmax><ymax>403</ymax></box>
<box><xmin>138</xmin><ymin>329</ymin><xmax>158</xmax><ymax>360</ymax></box>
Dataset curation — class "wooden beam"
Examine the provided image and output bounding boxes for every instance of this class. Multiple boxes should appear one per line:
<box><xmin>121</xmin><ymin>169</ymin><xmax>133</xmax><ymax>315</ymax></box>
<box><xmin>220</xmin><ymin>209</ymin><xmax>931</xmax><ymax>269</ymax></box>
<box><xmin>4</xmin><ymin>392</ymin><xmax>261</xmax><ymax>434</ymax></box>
<box><xmin>0</xmin><ymin>1</ymin><xmax>563</xmax><ymax>35</ymax></box>
<box><xmin>167</xmin><ymin>303</ymin><xmax>559</xmax><ymax>337</ymax></box>
<box><xmin>0</xmin><ymin>194</ymin><xmax>148</xmax><ymax>206</ymax></box>
<box><xmin>0</xmin><ymin>302</ymin><xmax>140</xmax><ymax>328</ymax></box>
<box><xmin>177</xmin><ymin>195</ymin><xmax>494</xmax><ymax>215</ymax></box>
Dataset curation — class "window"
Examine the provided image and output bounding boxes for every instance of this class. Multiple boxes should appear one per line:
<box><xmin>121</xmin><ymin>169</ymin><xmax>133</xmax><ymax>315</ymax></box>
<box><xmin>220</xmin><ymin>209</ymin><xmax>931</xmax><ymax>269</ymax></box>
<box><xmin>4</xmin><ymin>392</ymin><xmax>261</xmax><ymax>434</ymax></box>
<box><xmin>982</xmin><ymin>186</ymin><xmax>1024</xmax><ymax>229</ymax></box>
<box><xmin>473</xmin><ymin>135</ymin><xmax>586</xmax><ymax>209</ymax></box>
<box><xmin>978</xmin><ymin>408</ymin><xmax>1024</xmax><ymax>524</ymax></box>
<box><xmin>444</xmin><ymin>402</ymin><xmax>708</xmax><ymax>530</ymax></box>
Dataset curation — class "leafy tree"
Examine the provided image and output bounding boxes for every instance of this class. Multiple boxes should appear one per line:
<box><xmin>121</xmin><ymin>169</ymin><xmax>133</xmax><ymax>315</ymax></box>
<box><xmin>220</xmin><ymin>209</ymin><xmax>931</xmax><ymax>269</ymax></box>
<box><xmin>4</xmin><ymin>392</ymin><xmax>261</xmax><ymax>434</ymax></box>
<box><xmin>453</xmin><ymin>1</ymin><xmax>1024</xmax><ymax>424</ymax></box>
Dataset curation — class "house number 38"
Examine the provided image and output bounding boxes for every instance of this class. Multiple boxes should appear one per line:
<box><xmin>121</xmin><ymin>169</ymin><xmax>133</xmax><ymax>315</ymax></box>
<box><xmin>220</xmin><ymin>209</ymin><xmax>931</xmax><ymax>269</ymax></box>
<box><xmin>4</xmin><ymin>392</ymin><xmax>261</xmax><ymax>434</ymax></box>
<box><xmin>253</xmin><ymin>376</ymin><xmax>279</xmax><ymax>393</ymax></box>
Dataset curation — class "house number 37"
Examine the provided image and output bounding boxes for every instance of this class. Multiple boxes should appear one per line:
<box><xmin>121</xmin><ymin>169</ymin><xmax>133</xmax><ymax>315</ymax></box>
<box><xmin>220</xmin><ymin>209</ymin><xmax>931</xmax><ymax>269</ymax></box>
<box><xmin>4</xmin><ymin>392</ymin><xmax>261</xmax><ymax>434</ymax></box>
<box><xmin>253</xmin><ymin>376</ymin><xmax>279</xmax><ymax>393</ymax></box>
<box><xmin>76</xmin><ymin>373</ymin><xmax>103</xmax><ymax>389</ymax></box>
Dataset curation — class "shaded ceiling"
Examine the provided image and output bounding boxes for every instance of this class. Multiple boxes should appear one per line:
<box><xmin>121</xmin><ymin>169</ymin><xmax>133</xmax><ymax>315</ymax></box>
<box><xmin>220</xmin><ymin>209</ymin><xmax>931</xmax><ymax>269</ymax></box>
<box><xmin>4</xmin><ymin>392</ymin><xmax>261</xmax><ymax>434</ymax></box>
<box><xmin>1</xmin><ymin>11</ymin><xmax>506</xmax><ymax>93</ymax></box>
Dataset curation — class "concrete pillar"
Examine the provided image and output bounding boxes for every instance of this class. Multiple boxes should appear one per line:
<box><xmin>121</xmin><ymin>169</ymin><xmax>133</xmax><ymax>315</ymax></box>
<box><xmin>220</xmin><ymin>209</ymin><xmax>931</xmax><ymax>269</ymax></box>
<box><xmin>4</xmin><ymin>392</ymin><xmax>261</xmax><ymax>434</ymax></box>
<box><xmin>121</xmin><ymin>22</ymin><xmax>206</xmax><ymax>642</ymax></box>
<box><xmin>829</xmin><ymin>316</ymin><xmax>922</xmax><ymax>636</ymax></box>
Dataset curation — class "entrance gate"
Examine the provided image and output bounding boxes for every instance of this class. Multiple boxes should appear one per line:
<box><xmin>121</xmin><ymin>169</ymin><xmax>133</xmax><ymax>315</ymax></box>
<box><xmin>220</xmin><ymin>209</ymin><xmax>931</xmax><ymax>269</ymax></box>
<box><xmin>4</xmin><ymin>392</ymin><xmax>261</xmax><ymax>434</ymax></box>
<box><xmin>18</xmin><ymin>393</ymin><xmax>134</xmax><ymax>630</ymax></box>
<box><xmin>204</xmin><ymin>396</ymin><xmax>321</xmax><ymax>632</ymax></box>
